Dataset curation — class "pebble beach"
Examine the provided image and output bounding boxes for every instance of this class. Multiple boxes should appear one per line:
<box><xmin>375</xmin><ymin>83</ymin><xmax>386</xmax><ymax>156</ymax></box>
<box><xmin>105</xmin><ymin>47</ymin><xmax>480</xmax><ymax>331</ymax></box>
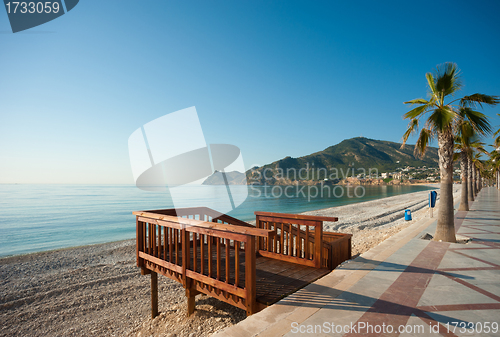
<box><xmin>0</xmin><ymin>185</ymin><xmax>460</xmax><ymax>337</ymax></box>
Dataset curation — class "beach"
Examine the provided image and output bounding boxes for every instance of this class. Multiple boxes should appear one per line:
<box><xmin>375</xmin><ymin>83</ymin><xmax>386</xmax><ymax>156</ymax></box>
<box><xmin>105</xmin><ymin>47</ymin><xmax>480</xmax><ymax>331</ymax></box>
<box><xmin>0</xmin><ymin>185</ymin><xmax>460</xmax><ymax>337</ymax></box>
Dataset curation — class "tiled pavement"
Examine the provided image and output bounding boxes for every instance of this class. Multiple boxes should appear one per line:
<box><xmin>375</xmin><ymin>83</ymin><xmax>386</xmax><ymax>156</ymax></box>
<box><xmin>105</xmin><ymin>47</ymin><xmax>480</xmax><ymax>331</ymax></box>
<box><xmin>212</xmin><ymin>187</ymin><xmax>500</xmax><ymax>337</ymax></box>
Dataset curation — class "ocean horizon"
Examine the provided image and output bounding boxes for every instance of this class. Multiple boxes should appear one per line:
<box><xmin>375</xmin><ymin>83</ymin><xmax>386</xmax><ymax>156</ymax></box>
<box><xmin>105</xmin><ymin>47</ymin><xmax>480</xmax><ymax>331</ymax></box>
<box><xmin>0</xmin><ymin>184</ymin><xmax>435</xmax><ymax>258</ymax></box>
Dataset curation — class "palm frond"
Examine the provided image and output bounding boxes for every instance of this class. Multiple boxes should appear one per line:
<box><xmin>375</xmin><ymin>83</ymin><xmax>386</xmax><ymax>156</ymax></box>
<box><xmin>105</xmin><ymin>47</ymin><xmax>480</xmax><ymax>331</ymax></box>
<box><xmin>404</xmin><ymin>98</ymin><xmax>429</xmax><ymax>105</ymax></box>
<box><xmin>426</xmin><ymin>73</ymin><xmax>437</xmax><ymax>99</ymax></box>
<box><xmin>460</xmin><ymin>94</ymin><xmax>500</xmax><ymax>109</ymax></box>
<box><xmin>495</xmin><ymin>134</ymin><xmax>500</xmax><ymax>148</ymax></box>
<box><xmin>455</xmin><ymin>110</ymin><xmax>475</xmax><ymax>141</ymax></box>
<box><xmin>460</xmin><ymin>122</ymin><xmax>475</xmax><ymax>140</ymax></box>
<box><xmin>434</xmin><ymin>62</ymin><xmax>463</xmax><ymax>97</ymax></box>
<box><xmin>403</xmin><ymin>104</ymin><xmax>430</xmax><ymax>120</ymax></box>
<box><xmin>470</xmin><ymin>140</ymin><xmax>489</xmax><ymax>156</ymax></box>
<box><xmin>461</xmin><ymin>107</ymin><xmax>492</xmax><ymax>135</ymax></box>
<box><xmin>428</xmin><ymin>106</ymin><xmax>456</xmax><ymax>132</ymax></box>
<box><xmin>401</xmin><ymin>119</ymin><xmax>419</xmax><ymax>147</ymax></box>
<box><xmin>414</xmin><ymin>128</ymin><xmax>432</xmax><ymax>157</ymax></box>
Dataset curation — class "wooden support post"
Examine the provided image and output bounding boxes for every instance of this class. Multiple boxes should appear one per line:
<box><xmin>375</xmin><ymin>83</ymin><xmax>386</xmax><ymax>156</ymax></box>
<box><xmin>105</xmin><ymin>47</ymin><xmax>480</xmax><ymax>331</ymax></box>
<box><xmin>151</xmin><ymin>271</ymin><xmax>158</xmax><ymax>319</ymax></box>
<box><xmin>186</xmin><ymin>288</ymin><xmax>196</xmax><ymax>316</ymax></box>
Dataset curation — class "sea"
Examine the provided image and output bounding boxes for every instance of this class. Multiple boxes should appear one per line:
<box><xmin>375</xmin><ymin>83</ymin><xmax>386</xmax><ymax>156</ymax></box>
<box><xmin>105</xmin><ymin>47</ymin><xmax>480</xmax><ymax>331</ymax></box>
<box><xmin>0</xmin><ymin>184</ymin><xmax>435</xmax><ymax>257</ymax></box>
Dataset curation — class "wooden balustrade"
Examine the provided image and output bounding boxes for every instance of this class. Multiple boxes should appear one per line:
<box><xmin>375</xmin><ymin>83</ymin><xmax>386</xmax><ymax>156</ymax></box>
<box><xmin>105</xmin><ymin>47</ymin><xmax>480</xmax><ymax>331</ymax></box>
<box><xmin>134</xmin><ymin>208</ymin><xmax>273</xmax><ymax>317</ymax></box>
<box><xmin>135</xmin><ymin>207</ymin><xmax>351</xmax><ymax>319</ymax></box>
<box><xmin>255</xmin><ymin>211</ymin><xmax>351</xmax><ymax>270</ymax></box>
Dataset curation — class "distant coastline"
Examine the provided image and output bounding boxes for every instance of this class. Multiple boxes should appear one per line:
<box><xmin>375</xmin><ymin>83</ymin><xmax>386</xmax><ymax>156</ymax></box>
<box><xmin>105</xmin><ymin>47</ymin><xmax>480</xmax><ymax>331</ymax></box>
<box><xmin>202</xmin><ymin>137</ymin><xmax>447</xmax><ymax>186</ymax></box>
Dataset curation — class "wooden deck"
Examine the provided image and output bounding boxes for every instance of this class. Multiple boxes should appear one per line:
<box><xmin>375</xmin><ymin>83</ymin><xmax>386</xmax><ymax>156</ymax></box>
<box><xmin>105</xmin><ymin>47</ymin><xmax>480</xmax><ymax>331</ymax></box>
<box><xmin>134</xmin><ymin>207</ymin><xmax>351</xmax><ymax>317</ymax></box>
<box><xmin>254</xmin><ymin>256</ymin><xmax>330</xmax><ymax>306</ymax></box>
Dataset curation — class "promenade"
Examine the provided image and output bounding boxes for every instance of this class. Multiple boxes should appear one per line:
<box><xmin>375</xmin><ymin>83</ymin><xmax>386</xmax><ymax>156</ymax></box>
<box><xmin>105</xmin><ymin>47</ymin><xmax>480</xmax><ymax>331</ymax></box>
<box><xmin>212</xmin><ymin>187</ymin><xmax>500</xmax><ymax>337</ymax></box>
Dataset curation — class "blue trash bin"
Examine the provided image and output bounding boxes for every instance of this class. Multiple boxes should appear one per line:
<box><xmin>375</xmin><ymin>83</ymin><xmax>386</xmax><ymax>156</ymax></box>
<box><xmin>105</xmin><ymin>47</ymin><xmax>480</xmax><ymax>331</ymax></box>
<box><xmin>429</xmin><ymin>191</ymin><xmax>437</xmax><ymax>208</ymax></box>
<box><xmin>404</xmin><ymin>209</ymin><xmax>412</xmax><ymax>221</ymax></box>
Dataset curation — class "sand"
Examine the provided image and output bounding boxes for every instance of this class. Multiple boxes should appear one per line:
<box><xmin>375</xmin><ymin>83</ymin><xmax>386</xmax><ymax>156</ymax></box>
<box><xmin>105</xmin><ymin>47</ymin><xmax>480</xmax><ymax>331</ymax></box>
<box><xmin>0</xmin><ymin>185</ymin><xmax>460</xmax><ymax>337</ymax></box>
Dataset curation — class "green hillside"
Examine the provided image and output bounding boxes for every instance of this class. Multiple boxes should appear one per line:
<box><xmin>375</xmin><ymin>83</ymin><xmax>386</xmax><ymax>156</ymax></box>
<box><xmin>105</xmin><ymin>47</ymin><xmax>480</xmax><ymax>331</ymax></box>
<box><xmin>246</xmin><ymin>137</ymin><xmax>439</xmax><ymax>184</ymax></box>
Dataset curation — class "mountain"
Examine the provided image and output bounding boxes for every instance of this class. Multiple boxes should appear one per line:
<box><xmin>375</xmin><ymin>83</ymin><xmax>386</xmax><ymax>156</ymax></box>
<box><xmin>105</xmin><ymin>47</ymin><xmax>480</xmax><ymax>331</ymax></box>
<box><xmin>202</xmin><ymin>137</ymin><xmax>439</xmax><ymax>185</ymax></box>
<box><xmin>248</xmin><ymin>137</ymin><xmax>439</xmax><ymax>185</ymax></box>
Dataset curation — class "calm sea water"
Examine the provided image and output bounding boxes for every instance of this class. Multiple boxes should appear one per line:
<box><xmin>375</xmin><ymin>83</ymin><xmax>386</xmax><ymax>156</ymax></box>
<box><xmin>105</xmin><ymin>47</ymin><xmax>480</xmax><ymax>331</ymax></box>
<box><xmin>0</xmin><ymin>184</ymin><xmax>434</xmax><ymax>257</ymax></box>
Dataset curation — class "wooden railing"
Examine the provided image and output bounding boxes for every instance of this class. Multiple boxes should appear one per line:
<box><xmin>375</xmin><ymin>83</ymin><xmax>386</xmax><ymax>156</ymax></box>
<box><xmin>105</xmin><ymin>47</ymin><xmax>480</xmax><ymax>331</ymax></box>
<box><xmin>134</xmin><ymin>207</ymin><xmax>273</xmax><ymax>316</ymax></box>
<box><xmin>255</xmin><ymin>211</ymin><xmax>351</xmax><ymax>270</ymax></box>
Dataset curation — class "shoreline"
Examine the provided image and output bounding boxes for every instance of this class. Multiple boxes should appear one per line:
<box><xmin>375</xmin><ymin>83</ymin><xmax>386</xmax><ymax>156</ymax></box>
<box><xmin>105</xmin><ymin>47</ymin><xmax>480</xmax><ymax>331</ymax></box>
<box><xmin>0</xmin><ymin>238</ymin><xmax>136</xmax><ymax>262</ymax></box>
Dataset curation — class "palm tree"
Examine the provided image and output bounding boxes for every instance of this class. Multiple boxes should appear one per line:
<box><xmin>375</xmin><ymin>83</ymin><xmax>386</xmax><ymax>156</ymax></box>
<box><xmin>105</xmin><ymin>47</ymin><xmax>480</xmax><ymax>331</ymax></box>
<box><xmin>402</xmin><ymin>62</ymin><xmax>498</xmax><ymax>242</ymax></box>
<box><xmin>475</xmin><ymin>142</ymin><xmax>488</xmax><ymax>192</ymax></box>
<box><xmin>492</xmin><ymin>114</ymin><xmax>500</xmax><ymax>189</ymax></box>
<box><xmin>454</xmin><ymin>110</ymin><xmax>486</xmax><ymax>211</ymax></box>
<box><xmin>491</xmin><ymin>150</ymin><xmax>500</xmax><ymax>189</ymax></box>
<box><xmin>472</xmin><ymin>154</ymin><xmax>484</xmax><ymax>195</ymax></box>
<box><xmin>468</xmin><ymin>152</ymin><xmax>475</xmax><ymax>201</ymax></box>
<box><xmin>469</xmin><ymin>142</ymin><xmax>488</xmax><ymax>197</ymax></box>
<box><xmin>482</xmin><ymin>156</ymin><xmax>497</xmax><ymax>188</ymax></box>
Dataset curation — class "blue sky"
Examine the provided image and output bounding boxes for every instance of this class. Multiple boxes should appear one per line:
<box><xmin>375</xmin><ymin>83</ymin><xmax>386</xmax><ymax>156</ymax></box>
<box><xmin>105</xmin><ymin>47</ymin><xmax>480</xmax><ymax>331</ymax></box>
<box><xmin>1</xmin><ymin>0</ymin><xmax>499</xmax><ymax>184</ymax></box>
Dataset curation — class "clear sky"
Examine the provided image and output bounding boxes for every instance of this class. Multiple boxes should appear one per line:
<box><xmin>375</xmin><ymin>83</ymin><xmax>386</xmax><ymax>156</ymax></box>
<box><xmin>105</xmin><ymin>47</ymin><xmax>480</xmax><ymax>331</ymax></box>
<box><xmin>1</xmin><ymin>0</ymin><xmax>499</xmax><ymax>184</ymax></box>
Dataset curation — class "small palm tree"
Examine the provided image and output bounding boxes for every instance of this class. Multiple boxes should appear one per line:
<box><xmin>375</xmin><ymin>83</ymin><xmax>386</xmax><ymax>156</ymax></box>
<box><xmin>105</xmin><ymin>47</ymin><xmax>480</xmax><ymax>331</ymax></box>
<box><xmin>472</xmin><ymin>151</ymin><xmax>487</xmax><ymax>194</ymax></box>
<box><xmin>468</xmin><ymin>150</ymin><xmax>475</xmax><ymax>201</ymax></box>
<box><xmin>492</xmin><ymin>114</ymin><xmax>500</xmax><ymax>189</ymax></box>
<box><xmin>480</xmin><ymin>159</ymin><xmax>493</xmax><ymax>187</ymax></box>
<box><xmin>470</xmin><ymin>143</ymin><xmax>488</xmax><ymax>196</ymax></box>
<box><xmin>490</xmin><ymin>150</ymin><xmax>500</xmax><ymax>189</ymax></box>
<box><xmin>454</xmin><ymin>110</ymin><xmax>486</xmax><ymax>211</ymax></box>
<box><xmin>454</xmin><ymin>148</ymin><xmax>468</xmax><ymax>210</ymax></box>
<box><xmin>402</xmin><ymin>62</ymin><xmax>498</xmax><ymax>242</ymax></box>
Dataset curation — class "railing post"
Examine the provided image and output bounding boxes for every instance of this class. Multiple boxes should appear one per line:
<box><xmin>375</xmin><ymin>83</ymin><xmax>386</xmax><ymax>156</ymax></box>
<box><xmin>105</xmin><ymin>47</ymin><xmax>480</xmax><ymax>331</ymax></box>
<box><xmin>255</xmin><ymin>215</ymin><xmax>261</xmax><ymax>251</ymax></box>
<box><xmin>245</xmin><ymin>236</ymin><xmax>256</xmax><ymax>316</ymax></box>
<box><xmin>182</xmin><ymin>225</ymin><xmax>196</xmax><ymax>316</ymax></box>
<box><xmin>181</xmin><ymin>225</ymin><xmax>189</xmax><ymax>287</ymax></box>
<box><xmin>314</xmin><ymin>221</ymin><xmax>323</xmax><ymax>268</ymax></box>
<box><xmin>136</xmin><ymin>218</ymin><xmax>143</xmax><ymax>268</ymax></box>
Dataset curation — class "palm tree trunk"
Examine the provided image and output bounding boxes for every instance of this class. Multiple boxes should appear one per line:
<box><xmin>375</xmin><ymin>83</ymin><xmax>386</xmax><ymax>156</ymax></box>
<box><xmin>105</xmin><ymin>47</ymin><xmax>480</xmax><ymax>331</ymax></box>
<box><xmin>472</xmin><ymin>165</ymin><xmax>477</xmax><ymax>197</ymax></box>
<box><xmin>476</xmin><ymin>167</ymin><xmax>479</xmax><ymax>193</ymax></box>
<box><xmin>458</xmin><ymin>150</ymin><xmax>469</xmax><ymax>211</ymax></box>
<box><xmin>434</xmin><ymin>130</ymin><xmax>456</xmax><ymax>243</ymax></box>
<box><xmin>468</xmin><ymin>159</ymin><xmax>474</xmax><ymax>201</ymax></box>
<box><xmin>476</xmin><ymin>170</ymin><xmax>479</xmax><ymax>191</ymax></box>
<box><xmin>474</xmin><ymin>166</ymin><xmax>480</xmax><ymax>193</ymax></box>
